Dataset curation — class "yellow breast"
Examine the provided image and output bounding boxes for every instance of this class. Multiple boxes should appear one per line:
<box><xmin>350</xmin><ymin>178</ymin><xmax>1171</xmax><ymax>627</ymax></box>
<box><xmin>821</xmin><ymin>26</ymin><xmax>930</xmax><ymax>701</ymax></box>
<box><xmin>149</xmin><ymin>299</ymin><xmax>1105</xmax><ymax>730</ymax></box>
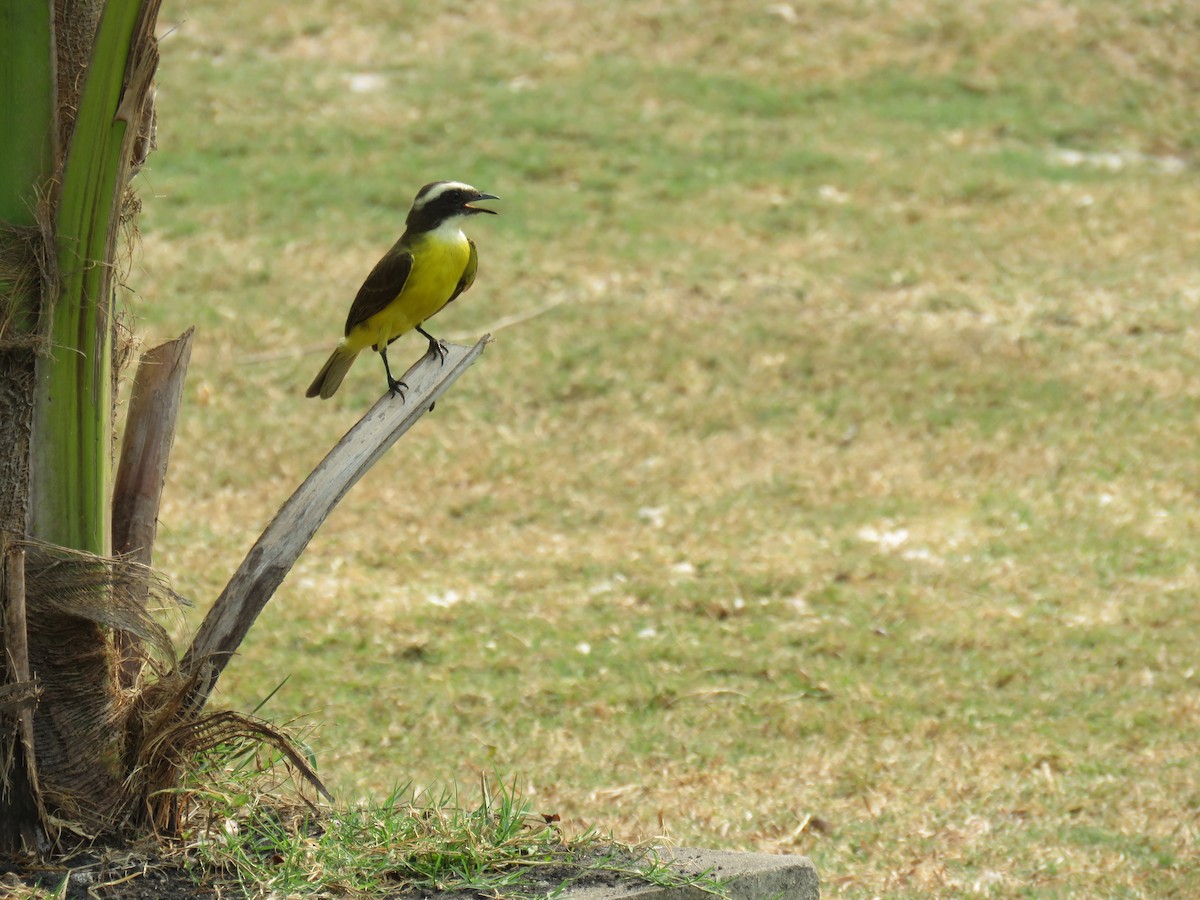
<box><xmin>358</xmin><ymin>225</ymin><xmax>470</xmax><ymax>349</ymax></box>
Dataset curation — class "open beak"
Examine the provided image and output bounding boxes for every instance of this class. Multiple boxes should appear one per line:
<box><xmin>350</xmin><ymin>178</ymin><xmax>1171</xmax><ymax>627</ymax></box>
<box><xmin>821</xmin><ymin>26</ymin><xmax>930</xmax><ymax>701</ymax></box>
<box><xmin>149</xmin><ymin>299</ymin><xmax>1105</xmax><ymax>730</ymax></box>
<box><xmin>464</xmin><ymin>192</ymin><xmax>499</xmax><ymax>215</ymax></box>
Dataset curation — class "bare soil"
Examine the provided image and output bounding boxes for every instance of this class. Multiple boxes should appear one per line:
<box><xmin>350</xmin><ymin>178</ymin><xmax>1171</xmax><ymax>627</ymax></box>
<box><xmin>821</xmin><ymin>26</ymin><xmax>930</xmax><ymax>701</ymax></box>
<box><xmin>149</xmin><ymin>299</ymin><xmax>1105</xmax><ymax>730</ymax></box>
<box><xmin>6</xmin><ymin>847</ymin><xmax>643</xmax><ymax>899</ymax></box>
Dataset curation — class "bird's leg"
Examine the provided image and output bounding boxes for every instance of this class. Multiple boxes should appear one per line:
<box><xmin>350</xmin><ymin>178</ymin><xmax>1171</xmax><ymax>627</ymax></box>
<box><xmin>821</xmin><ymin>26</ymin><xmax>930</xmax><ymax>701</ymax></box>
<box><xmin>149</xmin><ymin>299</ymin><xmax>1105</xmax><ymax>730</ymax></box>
<box><xmin>380</xmin><ymin>347</ymin><xmax>407</xmax><ymax>399</ymax></box>
<box><xmin>416</xmin><ymin>325</ymin><xmax>448</xmax><ymax>365</ymax></box>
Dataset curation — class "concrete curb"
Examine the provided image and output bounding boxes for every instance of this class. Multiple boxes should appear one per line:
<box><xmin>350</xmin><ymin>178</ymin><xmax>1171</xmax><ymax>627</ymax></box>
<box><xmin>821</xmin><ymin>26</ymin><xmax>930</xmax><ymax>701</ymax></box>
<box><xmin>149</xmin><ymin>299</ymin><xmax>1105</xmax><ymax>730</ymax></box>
<box><xmin>563</xmin><ymin>848</ymin><xmax>820</xmax><ymax>899</ymax></box>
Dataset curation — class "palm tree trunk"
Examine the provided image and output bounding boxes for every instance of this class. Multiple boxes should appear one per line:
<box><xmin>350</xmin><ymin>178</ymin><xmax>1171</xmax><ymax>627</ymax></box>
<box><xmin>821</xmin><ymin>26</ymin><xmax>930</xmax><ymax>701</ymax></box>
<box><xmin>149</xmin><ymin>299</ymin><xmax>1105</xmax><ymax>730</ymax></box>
<box><xmin>0</xmin><ymin>0</ymin><xmax>162</xmax><ymax>853</ymax></box>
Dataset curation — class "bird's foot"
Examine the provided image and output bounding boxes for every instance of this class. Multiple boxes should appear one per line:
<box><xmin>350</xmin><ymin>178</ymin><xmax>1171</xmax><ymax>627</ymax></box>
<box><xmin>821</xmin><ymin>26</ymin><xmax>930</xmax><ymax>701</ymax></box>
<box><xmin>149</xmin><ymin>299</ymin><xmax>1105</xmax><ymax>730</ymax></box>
<box><xmin>387</xmin><ymin>377</ymin><xmax>408</xmax><ymax>400</ymax></box>
<box><xmin>427</xmin><ymin>337</ymin><xmax>449</xmax><ymax>365</ymax></box>
<box><xmin>417</xmin><ymin>326</ymin><xmax>448</xmax><ymax>365</ymax></box>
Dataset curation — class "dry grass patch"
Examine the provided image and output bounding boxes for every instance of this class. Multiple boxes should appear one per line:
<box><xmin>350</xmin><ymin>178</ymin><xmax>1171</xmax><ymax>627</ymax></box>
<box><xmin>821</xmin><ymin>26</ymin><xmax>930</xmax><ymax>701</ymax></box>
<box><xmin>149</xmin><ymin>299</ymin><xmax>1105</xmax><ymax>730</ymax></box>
<box><xmin>124</xmin><ymin>0</ymin><xmax>1200</xmax><ymax>895</ymax></box>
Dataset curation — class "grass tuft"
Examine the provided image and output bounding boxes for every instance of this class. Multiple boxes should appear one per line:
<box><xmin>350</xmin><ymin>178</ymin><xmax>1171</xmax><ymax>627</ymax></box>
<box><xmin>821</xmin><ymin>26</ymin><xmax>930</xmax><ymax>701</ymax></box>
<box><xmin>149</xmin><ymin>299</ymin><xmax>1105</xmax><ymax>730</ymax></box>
<box><xmin>180</xmin><ymin>749</ymin><xmax>727</xmax><ymax>898</ymax></box>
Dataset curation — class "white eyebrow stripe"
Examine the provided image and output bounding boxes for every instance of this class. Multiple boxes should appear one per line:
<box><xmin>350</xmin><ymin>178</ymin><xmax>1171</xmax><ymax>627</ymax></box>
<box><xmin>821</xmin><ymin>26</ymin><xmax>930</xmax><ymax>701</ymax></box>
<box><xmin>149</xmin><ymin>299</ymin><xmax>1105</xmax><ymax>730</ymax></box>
<box><xmin>411</xmin><ymin>181</ymin><xmax>475</xmax><ymax>212</ymax></box>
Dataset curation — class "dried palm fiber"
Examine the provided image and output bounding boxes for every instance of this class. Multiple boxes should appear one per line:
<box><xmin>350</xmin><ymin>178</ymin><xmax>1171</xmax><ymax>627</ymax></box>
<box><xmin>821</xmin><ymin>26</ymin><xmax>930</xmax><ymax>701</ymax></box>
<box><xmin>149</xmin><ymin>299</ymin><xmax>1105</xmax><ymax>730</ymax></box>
<box><xmin>0</xmin><ymin>224</ymin><xmax>50</xmax><ymax>354</ymax></box>
<box><xmin>18</xmin><ymin>539</ymin><xmax>177</xmax><ymax>833</ymax></box>
<box><xmin>134</xmin><ymin>708</ymin><xmax>331</xmax><ymax>835</ymax></box>
<box><xmin>13</xmin><ymin>540</ymin><xmax>328</xmax><ymax>837</ymax></box>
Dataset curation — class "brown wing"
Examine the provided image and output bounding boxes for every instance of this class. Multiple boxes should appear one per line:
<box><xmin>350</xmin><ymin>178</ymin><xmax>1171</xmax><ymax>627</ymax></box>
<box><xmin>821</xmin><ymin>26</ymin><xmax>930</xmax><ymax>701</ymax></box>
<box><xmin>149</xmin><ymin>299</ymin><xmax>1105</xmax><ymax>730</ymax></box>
<box><xmin>343</xmin><ymin>243</ymin><xmax>414</xmax><ymax>335</ymax></box>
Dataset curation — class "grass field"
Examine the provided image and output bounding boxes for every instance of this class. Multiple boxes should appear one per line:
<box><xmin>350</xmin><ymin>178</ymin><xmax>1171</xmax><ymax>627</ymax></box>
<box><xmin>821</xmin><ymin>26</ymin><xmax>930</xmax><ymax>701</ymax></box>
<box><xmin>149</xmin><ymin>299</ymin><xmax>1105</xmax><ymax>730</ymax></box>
<box><xmin>130</xmin><ymin>1</ymin><xmax>1200</xmax><ymax>895</ymax></box>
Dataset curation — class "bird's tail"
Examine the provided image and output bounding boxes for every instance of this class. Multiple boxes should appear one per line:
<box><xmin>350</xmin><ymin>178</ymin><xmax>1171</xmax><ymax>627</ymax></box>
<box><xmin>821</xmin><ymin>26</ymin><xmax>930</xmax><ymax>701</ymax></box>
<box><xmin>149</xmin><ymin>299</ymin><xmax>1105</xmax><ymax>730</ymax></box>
<box><xmin>306</xmin><ymin>343</ymin><xmax>359</xmax><ymax>399</ymax></box>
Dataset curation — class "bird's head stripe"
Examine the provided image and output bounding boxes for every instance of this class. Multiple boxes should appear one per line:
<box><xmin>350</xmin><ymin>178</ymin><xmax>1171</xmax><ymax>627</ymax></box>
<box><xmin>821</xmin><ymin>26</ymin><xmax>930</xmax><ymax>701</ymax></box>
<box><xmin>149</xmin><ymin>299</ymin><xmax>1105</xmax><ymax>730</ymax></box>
<box><xmin>411</xmin><ymin>181</ymin><xmax>475</xmax><ymax>212</ymax></box>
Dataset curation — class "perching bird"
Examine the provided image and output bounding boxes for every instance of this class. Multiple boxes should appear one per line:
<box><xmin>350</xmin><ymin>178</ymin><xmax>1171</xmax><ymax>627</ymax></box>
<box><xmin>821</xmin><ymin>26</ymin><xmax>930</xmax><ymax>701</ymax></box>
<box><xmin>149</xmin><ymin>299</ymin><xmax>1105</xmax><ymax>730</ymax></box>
<box><xmin>306</xmin><ymin>181</ymin><xmax>498</xmax><ymax>400</ymax></box>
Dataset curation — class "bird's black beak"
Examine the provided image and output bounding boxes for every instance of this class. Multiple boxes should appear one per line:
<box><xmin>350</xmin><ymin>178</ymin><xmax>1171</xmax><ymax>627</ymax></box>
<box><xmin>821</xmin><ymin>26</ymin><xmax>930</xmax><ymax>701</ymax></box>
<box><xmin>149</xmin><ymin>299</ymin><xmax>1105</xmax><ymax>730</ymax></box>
<box><xmin>465</xmin><ymin>192</ymin><xmax>499</xmax><ymax>215</ymax></box>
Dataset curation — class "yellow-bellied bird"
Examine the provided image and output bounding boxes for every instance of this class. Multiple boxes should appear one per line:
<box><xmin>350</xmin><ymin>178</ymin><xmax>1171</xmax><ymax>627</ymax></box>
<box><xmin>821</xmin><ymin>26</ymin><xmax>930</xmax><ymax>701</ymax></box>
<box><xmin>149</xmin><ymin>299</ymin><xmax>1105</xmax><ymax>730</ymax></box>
<box><xmin>306</xmin><ymin>181</ymin><xmax>498</xmax><ymax>400</ymax></box>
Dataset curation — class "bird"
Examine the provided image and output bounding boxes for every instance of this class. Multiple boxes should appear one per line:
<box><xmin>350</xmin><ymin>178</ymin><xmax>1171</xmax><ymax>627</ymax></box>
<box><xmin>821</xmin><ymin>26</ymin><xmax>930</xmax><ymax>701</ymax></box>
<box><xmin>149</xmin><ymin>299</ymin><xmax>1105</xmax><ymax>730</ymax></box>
<box><xmin>306</xmin><ymin>180</ymin><xmax>498</xmax><ymax>400</ymax></box>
